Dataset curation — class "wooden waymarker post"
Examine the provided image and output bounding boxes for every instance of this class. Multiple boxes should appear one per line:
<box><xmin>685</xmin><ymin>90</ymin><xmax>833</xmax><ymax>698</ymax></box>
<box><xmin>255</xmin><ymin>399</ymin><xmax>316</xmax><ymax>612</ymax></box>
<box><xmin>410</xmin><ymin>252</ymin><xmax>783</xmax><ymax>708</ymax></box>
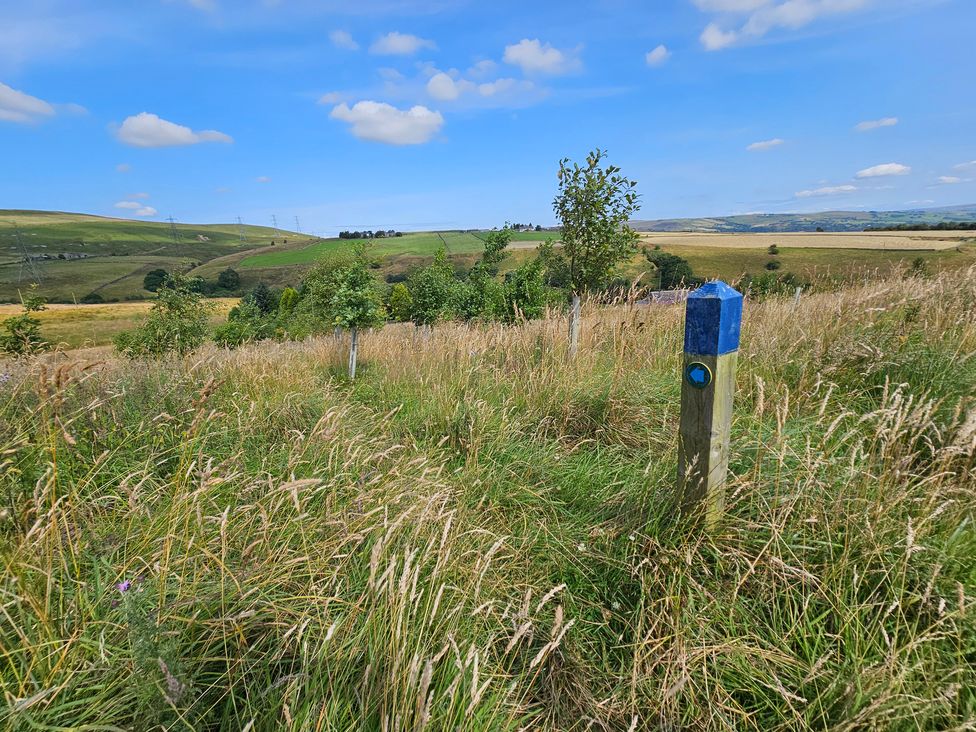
<box><xmin>678</xmin><ymin>280</ymin><xmax>743</xmax><ymax>528</ymax></box>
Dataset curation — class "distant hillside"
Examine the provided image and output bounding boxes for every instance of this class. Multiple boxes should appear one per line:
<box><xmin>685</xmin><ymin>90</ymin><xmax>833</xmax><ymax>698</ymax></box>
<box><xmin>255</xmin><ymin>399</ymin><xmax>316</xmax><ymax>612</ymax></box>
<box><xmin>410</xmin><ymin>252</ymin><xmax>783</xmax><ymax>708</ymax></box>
<box><xmin>0</xmin><ymin>210</ymin><xmax>311</xmax><ymax>302</ymax></box>
<box><xmin>630</xmin><ymin>204</ymin><xmax>976</xmax><ymax>233</ymax></box>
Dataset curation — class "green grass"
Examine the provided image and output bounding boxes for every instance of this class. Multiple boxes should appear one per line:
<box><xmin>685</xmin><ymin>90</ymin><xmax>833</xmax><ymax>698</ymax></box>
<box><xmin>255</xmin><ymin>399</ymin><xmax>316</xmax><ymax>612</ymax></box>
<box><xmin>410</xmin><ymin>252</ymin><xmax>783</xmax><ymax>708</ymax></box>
<box><xmin>238</xmin><ymin>232</ymin><xmax>490</xmax><ymax>269</ymax></box>
<box><xmin>2</xmin><ymin>268</ymin><xmax>975</xmax><ymax>729</ymax></box>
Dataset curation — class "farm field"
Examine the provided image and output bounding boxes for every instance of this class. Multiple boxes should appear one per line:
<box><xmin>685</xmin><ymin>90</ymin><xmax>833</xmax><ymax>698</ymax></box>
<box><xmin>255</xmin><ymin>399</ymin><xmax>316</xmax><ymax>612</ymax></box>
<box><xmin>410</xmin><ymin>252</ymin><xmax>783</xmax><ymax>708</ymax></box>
<box><xmin>639</xmin><ymin>230</ymin><xmax>976</xmax><ymax>250</ymax></box>
<box><xmin>2</xmin><ymin>268</ymin><xmax>974</xmax><ymax>729</ymax></box>
<box><xmin>0</xmin><ymin>298</ymin><xmax>238</xmax><ymax>350</ymax></box>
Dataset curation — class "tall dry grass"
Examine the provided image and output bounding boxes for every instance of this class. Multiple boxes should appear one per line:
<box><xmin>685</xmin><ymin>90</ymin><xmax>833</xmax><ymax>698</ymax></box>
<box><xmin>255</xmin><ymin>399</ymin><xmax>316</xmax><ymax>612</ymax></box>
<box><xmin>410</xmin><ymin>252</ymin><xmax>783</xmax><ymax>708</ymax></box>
<box><xmin>1</xmin><ymin>268</ymin><xmax>974</xmax><ymax>730</ymax></box>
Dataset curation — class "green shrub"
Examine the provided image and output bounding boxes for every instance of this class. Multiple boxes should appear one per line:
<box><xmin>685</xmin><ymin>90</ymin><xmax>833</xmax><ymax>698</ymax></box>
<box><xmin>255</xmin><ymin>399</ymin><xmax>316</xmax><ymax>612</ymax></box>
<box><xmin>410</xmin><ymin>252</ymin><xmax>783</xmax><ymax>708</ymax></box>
<box><xmin>0</xmin><ymin>287</ymin><xmax>48</xmax><ymax>355</ymax></box>
<box><xmin>115</xmin><ymin>275</ymin><xmax>214</xmax><ymax>357</ymax></box>
<box><xmin>143</xmin><ymin>269</ymin><xmax>169</xmax><ymax>293</ymax></box>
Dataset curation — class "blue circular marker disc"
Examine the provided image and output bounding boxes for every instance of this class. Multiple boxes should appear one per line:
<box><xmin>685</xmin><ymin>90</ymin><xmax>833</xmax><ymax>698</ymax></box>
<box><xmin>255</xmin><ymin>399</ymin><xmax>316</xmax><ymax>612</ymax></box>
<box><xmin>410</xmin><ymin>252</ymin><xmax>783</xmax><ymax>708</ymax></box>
<box><xmin>685</xmin><ymin>362</ymin><xmax>712</xmax><ymax>389</ymax></box>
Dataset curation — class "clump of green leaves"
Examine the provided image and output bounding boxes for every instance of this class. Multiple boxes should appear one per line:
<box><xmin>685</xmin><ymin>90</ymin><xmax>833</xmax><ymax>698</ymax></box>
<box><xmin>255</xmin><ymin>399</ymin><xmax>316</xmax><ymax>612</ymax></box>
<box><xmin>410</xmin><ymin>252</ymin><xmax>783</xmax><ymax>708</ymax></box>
<box><xmin>213</xmin><ymin>300</ymin><xmax>278</xmax><ymax>348</ymax></box>
<box><xmin>405</xmin><ymin>247</ymin><xmax>466</xmax><ymax>326</ymax></box>
<box><xmin>0</xmin><ymin>286</ymin><xmax>48</xmax><ymax>355</ymax></box>
<box><xmin>554</xmin><ymin>148</ymin><xmax>641</xmax><ymax>295</ymax></box>
<box><xmin>387</xmin><ymin>282</ymin><xmax>413</xmax><ymax>322</ymax></box>
<box><xmin>644</xmin><ymin>250</ymin><xmax>697</xmax><ymax>289</ymax></box>
<box><xmin>115</xmin><ymin>274</ymin><xmax>214</xmax><ymax>357</ymax></box>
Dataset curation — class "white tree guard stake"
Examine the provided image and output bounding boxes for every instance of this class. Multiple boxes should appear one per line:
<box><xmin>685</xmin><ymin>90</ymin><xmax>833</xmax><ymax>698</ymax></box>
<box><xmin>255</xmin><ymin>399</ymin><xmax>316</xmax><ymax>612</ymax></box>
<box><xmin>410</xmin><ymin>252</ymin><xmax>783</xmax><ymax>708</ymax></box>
<box><xmin>678</xmin><ymin>281</ymin><xmax>743</xmax><ymax>528</ymax></box>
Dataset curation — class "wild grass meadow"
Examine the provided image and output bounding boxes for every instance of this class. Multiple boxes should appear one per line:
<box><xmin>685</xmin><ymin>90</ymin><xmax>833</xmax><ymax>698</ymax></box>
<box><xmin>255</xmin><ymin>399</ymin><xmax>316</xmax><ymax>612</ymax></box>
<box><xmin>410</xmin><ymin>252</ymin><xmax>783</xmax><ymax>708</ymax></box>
<box><xmin>1</xmin><ymin>266</ymin><xmax>974</xmax><ymax>730</ymax></box>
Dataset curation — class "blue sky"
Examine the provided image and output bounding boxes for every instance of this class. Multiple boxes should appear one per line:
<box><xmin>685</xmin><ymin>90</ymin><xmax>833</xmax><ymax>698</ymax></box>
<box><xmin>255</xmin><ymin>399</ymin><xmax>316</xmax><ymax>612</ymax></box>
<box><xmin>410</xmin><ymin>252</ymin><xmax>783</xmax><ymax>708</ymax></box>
<box><xmin>0</xmin><ymin>0</ymin><xmax>973</xmax><ymax>235</ymax></box>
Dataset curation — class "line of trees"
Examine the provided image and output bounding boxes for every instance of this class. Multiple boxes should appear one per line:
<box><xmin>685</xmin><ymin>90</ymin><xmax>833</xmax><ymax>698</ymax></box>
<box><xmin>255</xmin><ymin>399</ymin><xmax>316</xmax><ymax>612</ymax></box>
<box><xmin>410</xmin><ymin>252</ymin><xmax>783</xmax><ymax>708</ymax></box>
<box><xmin>338</xmin><ymin>230</ymin><xmax>403</xmax><ymax>239</ymax></box>
<box><xmin>864</xmin><ymin>222</ymin><xmax>976</xmax><ymax>231</ymax></box>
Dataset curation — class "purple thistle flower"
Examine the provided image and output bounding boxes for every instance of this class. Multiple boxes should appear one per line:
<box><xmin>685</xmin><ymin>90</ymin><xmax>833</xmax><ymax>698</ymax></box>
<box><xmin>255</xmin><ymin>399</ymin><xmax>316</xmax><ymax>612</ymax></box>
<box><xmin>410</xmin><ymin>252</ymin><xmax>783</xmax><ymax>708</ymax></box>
<box><xmin>117</xmin><ymin>580</ymin><xmax>132</xmax><ymax>593</ymax></box>
<box><xmin>0</xmin><ymin>373</ymin><xmax>10</xmax><ymax>387</ymax></box>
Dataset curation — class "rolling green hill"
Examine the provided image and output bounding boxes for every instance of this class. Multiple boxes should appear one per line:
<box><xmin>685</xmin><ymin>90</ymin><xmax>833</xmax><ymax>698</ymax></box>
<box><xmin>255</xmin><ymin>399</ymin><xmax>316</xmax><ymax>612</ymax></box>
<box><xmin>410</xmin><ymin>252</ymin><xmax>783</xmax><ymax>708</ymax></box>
<box><xmin>630</xmin><ymin>204</ymin><xmax>976</xmax><ymax>232</ymax></box>
<box><xmin>0</xmin><ymin>210</ymin><xmax>311</xmax><ymax>302</ymax></box>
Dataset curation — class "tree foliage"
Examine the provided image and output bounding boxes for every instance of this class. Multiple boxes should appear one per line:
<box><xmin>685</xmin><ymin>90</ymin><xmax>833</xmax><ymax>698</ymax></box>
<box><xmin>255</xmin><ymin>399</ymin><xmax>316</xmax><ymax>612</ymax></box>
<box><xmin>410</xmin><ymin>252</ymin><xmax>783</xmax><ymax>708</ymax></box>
<box><xmin>388</xmin><ymin>283</ymin><xmax>414</xmax><ymax>322</ymax></box>
<box><xmin>406</xmin><ymin>248</ymin><xmax>465</xmax><ymax>326</ymax></box>
<box><xmin>645</xmin><ymin>251</ymin><xmax>696</xmax><ymax>289</ymax></box>
<box><xmin>553</xmin><ymin>149</ymin><xmax>640</xmax><ymax>293</ymax></box>
<box><xmin>0</xmin><ymin>287</ymin><xmax>48</xmax><ymax>356</ymax></box>
<box><xmin>143</xmin><ymin>269</ymin><xmax>169</xmax><ymax>293</ymax></box>
<box><xmin>304</xmin><ymin>249</ymin><xmax>385</xmax><ymax>330</ymax></box>
<box><xmin>115</xmin><ymin>275</ymin><xmax>214</xmax><ymax>357</ymax></box>
<box><xmin>217</xmin><ymin>268</ymin><xmax>241</xmax><ymax>291</ymax></box>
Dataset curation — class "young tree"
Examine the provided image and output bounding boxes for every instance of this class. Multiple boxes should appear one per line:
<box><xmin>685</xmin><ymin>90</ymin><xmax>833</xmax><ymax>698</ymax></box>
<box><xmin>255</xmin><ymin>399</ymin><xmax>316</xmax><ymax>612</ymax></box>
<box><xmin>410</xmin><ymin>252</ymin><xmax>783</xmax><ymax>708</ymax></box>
<box><xmin>465</xmin><ymin>228</ymin><xmax>512</xmax><ymax>320</ymax></box>
<box><xmin>278</xmin><ymin>286</ymin><xmax>300</xmax><ymax>314</ymax></box>
<box><xmin>305</xmin><ymin>249</ymin><xmax>385</xmax><ymax>379</ymax></box>
<box><xmin>217</xmin><ymin>268</ymin><xmax>241</xmax><ymax>291</ymax></box>
<box><xmin>406</xmin><ymin>247</ymin><xmax>464</xmax><ymax>326</ymax></box>
<box><xmin>115</xmin><ymin>274</ymin><xmax>214</xmax><ymax>357</ymax></box>
<box><xmin>645</xmin><ymin>251</ymin><xmax>695</xmax><ymax>289</ymax></box>
<box><xmin>248</xmin><ymin>282</ymin><xmax>277</xmax><ymax>315</ymax></box>
<box><xmin>143</xmin><ymin>269</ymin><xmax>169</xmax><ymax>293</ymax></box>
<box><xmin>553</xmin><ymin>149</ymin><xmax>640</xmax><ymax>356</ymax></box>
<box><xmin>0</xmin><ymin>286</ymin><xmax>48</xmax><ymax>356</ymax></box>
<box><xmin>388</xmin><ymin>282</ymin><xmax>414</xmax><ymax>322</ymax></box>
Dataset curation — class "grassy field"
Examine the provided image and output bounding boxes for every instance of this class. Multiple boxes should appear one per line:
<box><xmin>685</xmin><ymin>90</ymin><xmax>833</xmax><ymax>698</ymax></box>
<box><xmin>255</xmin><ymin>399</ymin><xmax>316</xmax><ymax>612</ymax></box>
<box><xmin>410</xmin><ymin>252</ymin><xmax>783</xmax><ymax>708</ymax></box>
<box><xmin>644</xmin><ymin>242</ymin><xmax>976</xmax><ymax>283</ymax></box>
<box><xmin>0</xmin><ymin>299</ymin><xmax>238</xmax><ymax>350</ymax></box>
<box><xmin>639</xmin><ymin>230</ymin><xmax>976</xmax><ymax>250</ymax></box>
<box><xmin>235</xmin><ymin>230</ymin><xmax>551</xmax><ymax>269</ymax></box>
<box><xmin>0</xmin><ymin>210</ymin><xmax>311</xmax><ymax>303</ymax></box>
<box><xmin>2</xmin><ymin>267</ymin><xmax>975</xmax><ymax>729</ymax></box>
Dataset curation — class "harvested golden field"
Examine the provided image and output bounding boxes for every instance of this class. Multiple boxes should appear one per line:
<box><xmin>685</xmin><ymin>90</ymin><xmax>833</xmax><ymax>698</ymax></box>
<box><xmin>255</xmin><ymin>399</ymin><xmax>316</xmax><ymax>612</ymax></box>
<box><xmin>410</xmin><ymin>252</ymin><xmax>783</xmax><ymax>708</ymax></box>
<box><xmin>639</xmin><ymin>230</ymin><xmax>976</xmax><ymax>250</ymax></box>
<box><xmin>0</xmin><ymin>298</ymin><xmax>238</xmax><ymax>349</ymax></box>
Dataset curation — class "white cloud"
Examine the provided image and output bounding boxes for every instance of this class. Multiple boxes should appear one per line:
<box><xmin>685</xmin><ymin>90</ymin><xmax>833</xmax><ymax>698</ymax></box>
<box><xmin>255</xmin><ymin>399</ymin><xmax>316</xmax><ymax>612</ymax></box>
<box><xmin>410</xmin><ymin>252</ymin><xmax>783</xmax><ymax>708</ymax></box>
<box><xmin>468</xmin><ymin>59</ymin><xmax>497</xmax><ymax>79</ymax></box>
<box><xmin>116</xmin><ymin>163</ymin><xmax>132</xmax><ymax>173</ymax></box>
<box><xmin>747</xmin><ymin>137</ymin><xmax>784</xmax><ymax>151</ymax></box>
<box><xmin>795</xmin><ymin>184</ymin><xmax>857</xmax><ymax>197</ymax></box>
<box><xmin>329</xmin><ymin>30</ymin><xmax>359</xmax><ymax>51</ymax></box>
<box><xmin>256</xmin><ymin>176</ymin><xmax>272</xmax><ymax>183</ymax></box>
<box><xmin>698</xmin><ymin>0</ymin><xmax>872</xmax><ymax>50</ymax></box>
<box><xmin>855</xmin><ymin>162</ymin><xmax>911</xmax><ymax>178</ymax></box>
<box><xmin>426</xmin><ymin>72</ymin><xmax>474</xmax><ymax>101</ymax></box>
<box><xmin>645</xmin><ymin>44</ymin><xmax>671</xmax><ymax>66</ymax></box>
<box><xmin>477</xmin><ymin>78</ymin><xmax>524</xmax><ymax>96</ymax></box>
<box><xmin>855</xmin><ymin>117</ymin><xmax>898</xmax><ymax>132</ymax></box>
<box><xmin>378</xmin><ymin>67</ymin><xmax>405</xmax><ymax>81</ymax></box>
<box><xmin>114</xmin><ymin>200</ymin><xmax>157</xmax><ymax>216</ymax></box>
<box><xmin>503</xmin><ymin>39</ymin><xmax>582</xmax><ymax>75</ymax></box>
<box><xmin>0</xmin><ymin>81</ymin><xmax>55</xmax><ymax>123</ymax></box>
<box><xmin>318</xmin><ymin>91</ymin><xmax>343</xmax><ymax>105</ymax></box>
<box><xmin>701</xmin><ymin>23</ymin><xmax>739</xmax><ymax>50</ymax></box>
<box><xmin>937</xmin><ymin>176</ymin><xmax>964</xmax><ymax>184</ymax></box>
<box><xmin>115</xmin><ymin>112</ymin><xmax>233</xmax><ymax>148</ymax></box>
<box><xmin>369</xmin><ymin>32</ymin><xmax>436</xmax><ymax>55</ymax></box>
<box><xmin>330</xmin><ymin>100</ymin><xmax>443</xmax><ymax>145</ymax></box>
<box><xmin>955</xmin><ymin>160</ymin><xmax>976</xmax><ymax>171</ymax></box>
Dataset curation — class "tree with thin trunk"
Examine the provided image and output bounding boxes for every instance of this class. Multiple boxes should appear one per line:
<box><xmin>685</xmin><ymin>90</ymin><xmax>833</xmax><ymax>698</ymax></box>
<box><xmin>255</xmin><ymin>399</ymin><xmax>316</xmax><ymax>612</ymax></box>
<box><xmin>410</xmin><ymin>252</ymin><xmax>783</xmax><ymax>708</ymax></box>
<box><xmin>305</xmin><ymin>248</ymin><xmax>385</xmax><ymax>379</ymax></box>
<box><xmin>553</xmin><ymin>149</ymin><xmax>640</xmax><ymax>357</ymax></box>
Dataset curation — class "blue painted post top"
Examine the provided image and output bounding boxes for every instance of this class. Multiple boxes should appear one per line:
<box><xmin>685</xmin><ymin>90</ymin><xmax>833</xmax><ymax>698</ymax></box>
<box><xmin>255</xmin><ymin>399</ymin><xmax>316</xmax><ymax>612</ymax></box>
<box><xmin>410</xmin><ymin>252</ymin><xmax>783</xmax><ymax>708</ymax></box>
<box><xmin>683</xmin><ymin>280</ymin><xmax>743</xmax><ymax>356</ymax></box>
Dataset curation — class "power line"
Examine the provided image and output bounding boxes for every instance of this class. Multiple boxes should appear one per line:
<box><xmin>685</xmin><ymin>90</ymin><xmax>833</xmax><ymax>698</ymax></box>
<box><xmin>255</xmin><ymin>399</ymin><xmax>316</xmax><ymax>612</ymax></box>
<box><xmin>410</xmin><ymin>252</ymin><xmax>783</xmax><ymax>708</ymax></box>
<box><xmin>294</xmin><ymin>216</ymin><xmax>302</xmax><ymax>234</ymax></box>
<box><xmin>271</xmin><ymin>215</ymin><xmax>280</xmax><ymax>239</ymax></box>
<box><xmin>236</xmin><ymin>216</ymin><xmax>248</xmax><ymax>243</ymax></box>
